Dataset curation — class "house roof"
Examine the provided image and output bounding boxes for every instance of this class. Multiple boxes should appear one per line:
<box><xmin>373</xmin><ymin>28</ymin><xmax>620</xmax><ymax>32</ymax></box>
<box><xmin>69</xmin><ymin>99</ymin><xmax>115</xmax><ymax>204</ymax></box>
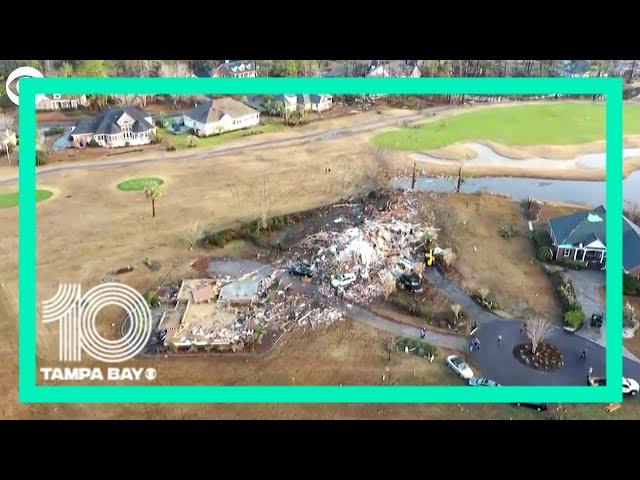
<box><xmin>548</xmin><ymin>205</ymin><xmax>640</xmax><ymax>272</ymax></box>
<box><xmin>623</xmin><ymin>216</ymin><xmax>640</xmax><ymax>272</ymax></box>
<box><xmin>184</xmin><ymin>98</ymin><xmax>258</xmax><ymax>124</ymax></box>
<box><xmin>548</xmin><ymin>205</ymin><xmax>607</xmax><ymax>247</ymax></box>
<box><xmin>213</xmin><ymin>61</ymin><xmax>255</xmax><ymax>76</ymax></box>
<box><xmin>72</xmin><ymin>106</ymin><xmax>154</xmax><ymax>136</ymax></box>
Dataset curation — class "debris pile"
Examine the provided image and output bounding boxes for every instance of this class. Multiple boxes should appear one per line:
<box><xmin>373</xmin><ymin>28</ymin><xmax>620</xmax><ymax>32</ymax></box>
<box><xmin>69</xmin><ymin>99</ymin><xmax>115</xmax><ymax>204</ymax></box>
<box><xmin>297</xmin><ymin>193</ymin><xmax>432</xmax><ymax>302</ymax></box>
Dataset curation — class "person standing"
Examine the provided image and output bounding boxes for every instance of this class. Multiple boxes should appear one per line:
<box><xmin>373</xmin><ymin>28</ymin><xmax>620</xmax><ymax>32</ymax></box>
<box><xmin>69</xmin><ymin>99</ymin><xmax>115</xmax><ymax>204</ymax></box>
<box><xmin>497</xmin><ymin>334</ymin><xmax>502</xmax><ymax>345</ymax></box>
<box><xmin>420</xmin><ymin>327</ymin><xmax>426</xmax><ymax>340</ymax></box>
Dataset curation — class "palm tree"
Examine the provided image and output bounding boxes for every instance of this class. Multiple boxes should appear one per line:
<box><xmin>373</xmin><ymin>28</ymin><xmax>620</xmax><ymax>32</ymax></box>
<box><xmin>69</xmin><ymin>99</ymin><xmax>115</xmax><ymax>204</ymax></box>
<box><xmin>144</xmin><ymin>182</ymin><xmax>163</xmax><ymax>219</ymax></box>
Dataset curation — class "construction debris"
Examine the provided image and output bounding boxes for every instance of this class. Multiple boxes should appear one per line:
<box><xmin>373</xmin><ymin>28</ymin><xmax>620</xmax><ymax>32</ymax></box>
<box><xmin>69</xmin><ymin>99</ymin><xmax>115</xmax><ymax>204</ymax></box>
<box><xmin>294</xmin><ymin>192</ymin><xmax>433</xmax><ymax>302</ymax></box>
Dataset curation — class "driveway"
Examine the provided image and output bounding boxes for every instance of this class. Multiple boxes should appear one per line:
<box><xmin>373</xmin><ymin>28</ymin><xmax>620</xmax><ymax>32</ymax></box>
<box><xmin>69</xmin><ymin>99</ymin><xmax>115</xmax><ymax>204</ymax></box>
<box><xmin>565</xmin><ymin>270</ymin><xmax>606</xmax><ymax>344</ymax></box>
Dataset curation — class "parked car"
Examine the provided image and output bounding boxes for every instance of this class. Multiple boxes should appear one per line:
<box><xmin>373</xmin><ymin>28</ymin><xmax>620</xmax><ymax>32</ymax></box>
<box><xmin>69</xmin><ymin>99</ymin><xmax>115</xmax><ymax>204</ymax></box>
<box><xmin>398</xmin><ymin>272</ymin><xmax>422</xmax><ymax>292</ymax></box>
<box><xmin>587</xmin><ymin>376</ymin><xmax>639</xmax><ymax>396</ymax></box>
<box><xmin>331</xmin><ymin>273</ymin><xmax>357</xmax><ymax>289</ymax></box>
<box><xmin>289</xmin><ymin>262</ymin><xmax>314</xmax><ymax>278</ymax></box>
<box><xmin>623</xmin><ymin>377</ymin><xmax>639</xmax><ymax>396</ymax></box>
<box><xmin>468</xmin><ymin>377</ymin><xmax>501</xmax><ymax>387</ymax></box>
<box><xmin>513</xmin><ymin>402</ymin><xmax>548</xmax><ymax>412</ymax></box>
<box><xmin>446</xmin><ymin>355</ymin><xmax>474</xmax><ymax>379</ymax></box>
<box><xmin>591</xmin><ymin>313</ymin><xmax>603</xmax><ymax>328</ymax></box>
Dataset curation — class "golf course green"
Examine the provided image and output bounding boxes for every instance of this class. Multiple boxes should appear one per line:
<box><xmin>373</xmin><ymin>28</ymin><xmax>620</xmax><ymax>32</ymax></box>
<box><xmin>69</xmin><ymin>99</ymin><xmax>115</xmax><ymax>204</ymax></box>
<box><xmin>117</xmin><ymin>177</ymin><xmax>164</xmax><ymax>191</ymax></box>
<box><xmin>372</xmin><ymin>102</ymin><xmax>640</xmax><ymax>150</ymax></box>
<box><xmin>0</xmin><ymin>189</ymin><xmax>54</xmax><ymax>208</ymax></box>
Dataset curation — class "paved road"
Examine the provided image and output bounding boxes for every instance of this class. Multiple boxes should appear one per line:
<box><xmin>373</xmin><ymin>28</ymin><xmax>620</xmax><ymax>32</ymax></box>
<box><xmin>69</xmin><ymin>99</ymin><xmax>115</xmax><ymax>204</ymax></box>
<box><xmin>1</xmin><ymin>106</ymin><xmax>451</xmax><ymax>186</ymax></box>
<box><xmin>206</xmin><ymin>259</ymin><xmax>640</xmax><ymax>389</ymax></box>
<box><xmin>422</xmin><ymin>268</ymin><xmax>640</xmax><ymax>387</ymax></box>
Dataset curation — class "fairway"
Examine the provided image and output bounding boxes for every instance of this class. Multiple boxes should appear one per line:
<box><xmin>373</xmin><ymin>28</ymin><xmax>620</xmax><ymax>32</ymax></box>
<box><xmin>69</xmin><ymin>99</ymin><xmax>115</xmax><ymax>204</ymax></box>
<box><xmin>372</xmin><ymin>102</ymin><xmax>640</xmax><ymax>150</ymax></box>
<box><xmin>117</xmin><ymin>177</ymin><xmax>164</xmax><ymax>191</ymax></box>
<box><xmin>0</xmin><ymin>189</ymin><xmax>53</xmax><ymax>208</ymax></box>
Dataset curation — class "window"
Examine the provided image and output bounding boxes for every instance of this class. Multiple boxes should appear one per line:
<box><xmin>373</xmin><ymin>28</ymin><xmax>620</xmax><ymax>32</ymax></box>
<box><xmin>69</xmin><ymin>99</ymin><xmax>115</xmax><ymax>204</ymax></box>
<box><xmin>563</xmin><ymin>249</ymin><xmax>571</xmax><ymax>257</ymax></box>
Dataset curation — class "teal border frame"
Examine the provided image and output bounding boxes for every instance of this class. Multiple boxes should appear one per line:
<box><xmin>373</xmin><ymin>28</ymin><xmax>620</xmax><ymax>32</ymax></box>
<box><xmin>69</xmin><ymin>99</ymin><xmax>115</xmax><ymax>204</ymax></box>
<box><xmin>18</xmin><ymin>77</ymin><xmax>623</xmax><ymax>403</ymax></box>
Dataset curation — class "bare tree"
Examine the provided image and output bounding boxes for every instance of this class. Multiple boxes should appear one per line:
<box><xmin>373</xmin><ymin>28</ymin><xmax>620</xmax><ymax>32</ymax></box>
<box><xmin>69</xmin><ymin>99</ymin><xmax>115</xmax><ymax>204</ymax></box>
<box><xmin>158</xmin><ymin>61</ymin><xmax>192</xmax><ymax>107</ymax></box>
<box><xmin>450</xmin><ymin>304</ymin><xmax>463</xmax><ymax>320</ymax></box>
<box><xmin>179</xmin><ymin>219</ymin><xmax>205</xmax><ymax>250</ymax></box>
<box><xmin>525</xmin><ymin>317</ymin><xmax>554</xmax><ymax>355</ymax></box>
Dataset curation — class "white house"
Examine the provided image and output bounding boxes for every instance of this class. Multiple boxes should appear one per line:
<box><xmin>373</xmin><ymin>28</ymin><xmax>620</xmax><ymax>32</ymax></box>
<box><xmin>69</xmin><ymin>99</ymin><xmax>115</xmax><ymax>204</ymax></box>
<box><xmin>183</xmin><ymin>97</ymin><xmax>260</xmax><ymax>137</ymax></box>
<box><xmin>310</xmin><ymin>94</ymin><xmax>333</xmax><ymax>112</ymax></box>
<box><xmin>37</xmin><ymin>94</ymin><xmax>88</xmax><ymax>111</ymax></box>
<box><xmin>70</xmin><ymin>106</ymin><xmax>156</xmax><ymax>148</ymax></box>
<box><xmin>268</xmin><ymin>94</ymin><xmax>333</xmax><ymax>113</ymax></box>
<box><xmin>212</xmin><ymin>60</ymin><xmax>257</xmax><ymax>78</ymax></box>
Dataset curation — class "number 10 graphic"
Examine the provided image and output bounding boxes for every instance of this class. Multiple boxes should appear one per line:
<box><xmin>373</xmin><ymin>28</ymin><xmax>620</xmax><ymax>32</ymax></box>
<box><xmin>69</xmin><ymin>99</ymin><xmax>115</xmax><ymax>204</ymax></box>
<box><xmin>42</xmin><ymin>283</ymin><xmax>152</xmax><ymax>363</ymax></box>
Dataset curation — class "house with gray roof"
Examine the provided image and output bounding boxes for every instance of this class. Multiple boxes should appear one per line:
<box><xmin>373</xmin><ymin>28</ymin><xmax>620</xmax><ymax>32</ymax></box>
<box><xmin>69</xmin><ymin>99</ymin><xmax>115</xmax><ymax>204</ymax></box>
<box><xmin>70</xmin><ymin>106</ymin><xmax>156</xmax><ymax>148</ymax></box>
<box><xmin>212</xmin><ymin>60</ymin><xmax>257</xmax><ymax>78</ymax></box>
<box><xmin>183</xmin><ymin>97</ymin><xmax>260</xmax><ymax>137</ymax></box>
<box><xmin>548</xmin><ymin>205</ymin><xmax>640</xmax><ymax>276</ymax></box>
<box><xmin>37</xmin><ymin>94</ymin><xmax>88</xmax><ymax>111</ymax></box>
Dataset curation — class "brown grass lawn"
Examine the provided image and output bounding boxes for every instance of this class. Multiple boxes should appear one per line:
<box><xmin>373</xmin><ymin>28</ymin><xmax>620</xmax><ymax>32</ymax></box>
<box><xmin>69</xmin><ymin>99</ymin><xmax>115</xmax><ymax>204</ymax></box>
<box><xmin>419</xmin><ymin>192</ymin><xmax>564</xmax><ymax>319</ymax></box>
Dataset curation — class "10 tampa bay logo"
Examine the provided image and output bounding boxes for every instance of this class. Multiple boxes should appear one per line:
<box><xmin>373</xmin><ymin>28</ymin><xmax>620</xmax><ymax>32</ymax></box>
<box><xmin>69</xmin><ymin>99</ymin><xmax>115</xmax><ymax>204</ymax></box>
<box><xmin>39</xmin><ymin>283</ymin><xmax>156</xmax><ymax>382</ymax></box>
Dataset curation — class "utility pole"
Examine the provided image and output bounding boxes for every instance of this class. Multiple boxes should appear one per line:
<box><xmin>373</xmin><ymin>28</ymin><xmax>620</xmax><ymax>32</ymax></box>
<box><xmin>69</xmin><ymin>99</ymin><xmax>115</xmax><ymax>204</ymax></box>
<box><xmin>411</xmin><ymin>162</ymin><xmax>418</xmax><ymax>189</ymax></box>
<box><xmin>456</xmin><ymin>164</ymin><xmax>464</xmax><ymax>193</ymax></box>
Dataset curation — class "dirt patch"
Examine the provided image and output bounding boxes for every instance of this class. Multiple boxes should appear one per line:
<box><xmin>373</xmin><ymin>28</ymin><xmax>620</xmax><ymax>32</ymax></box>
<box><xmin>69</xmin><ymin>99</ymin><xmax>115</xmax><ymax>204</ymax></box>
<box><xmin>484</xmin><ymin>135</ymin><xmax>640</xmax><ymax>160</ymax></box>
<box><xmin>423</xmin><ymin>144</ymin><xmax>478</xmax><ymax>161</ymax></box>
<box><xmin>417</xmin><ymin>192</ymin><xmax>561</xmax><ymax>319</ymax></box>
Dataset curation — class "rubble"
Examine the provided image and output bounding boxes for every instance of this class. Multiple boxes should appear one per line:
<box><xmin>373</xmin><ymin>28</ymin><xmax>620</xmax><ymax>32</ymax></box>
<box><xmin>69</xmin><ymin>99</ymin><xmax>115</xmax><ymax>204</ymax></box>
<box><xmin>294</xmin><ymin>192</ymin><xmax>433</xmax><ymax>302</ymax></box>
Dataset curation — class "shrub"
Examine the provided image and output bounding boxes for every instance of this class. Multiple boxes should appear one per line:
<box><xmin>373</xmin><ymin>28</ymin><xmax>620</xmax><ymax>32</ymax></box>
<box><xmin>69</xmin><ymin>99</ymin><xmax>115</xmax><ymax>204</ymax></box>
<box><xmin>187</xmin><ymin>135</ymin><xmax>198</xmax><ymax>148</ymax></box>
<box><xmin>537</xmin><ymin>245</ymin><xmax>553</xmax><ymax>262</ymax></box>
<box><xmin>623</xmin><ymin>273</ymin><xmax>640</xmax><ymax>296</ymax></box>
<box><xmin>44</xmin><ymin>126</ymin><xmax>65</xmax><ymax>137</ymax></box>
<box><xmin>624</xmin><ymin>301</ymin><xmax>636</xmax><ymax>328</ymax></box>
<box><xmin>395</xmin><ymin>337</ymin><xmax>437</xmax><ymax>359</ymax></box>
<box><xmin>88</xmin><ymin>138</ymin><xmax>100</xmax><ymax>148</ymax></box>
<box><xmin>473</xmin><ymin>288</ymin><xmax>497</xmax><ymax>310</ymax></box>
<box><xmin>498</xmin><ymin>224</ymin><xmax>520</xmax><ymax>239</ymax></box>
<box><xmin>560</xmin><ymin>258</ymin><xmax>587</xmax><ymax>270</ymax></box>
<box><xmin>144</xmin><ymin>290</ymin><xmax>159</xmax><ymax>307</ymax></box>
<box><xmin>150</xmin><ymin>132</ymin><xmax>163</xmax><ymax>145</ymax></box>
<box><xmin>35</xmin><ymin>149</ymin><xmax>48</xmax><ymax>166</ymax></box>
<box><xmin>531</xmin><ymin>229</ymin><xmax>551</xmax><ymax>249</ymax></box>
<box><xmin>166</xmin><ymin>144</ymin><xmax>177</xmax><ymax>152</ymax></box>
<box><xmin>203</xmin><ymin>228</ymin><xmax>240</xmax><ymax>248</ymax></box>
<box><xmin>564</xmin><ymin>307</ymin><xmax>584</xmax><ymax>329</ymax></box>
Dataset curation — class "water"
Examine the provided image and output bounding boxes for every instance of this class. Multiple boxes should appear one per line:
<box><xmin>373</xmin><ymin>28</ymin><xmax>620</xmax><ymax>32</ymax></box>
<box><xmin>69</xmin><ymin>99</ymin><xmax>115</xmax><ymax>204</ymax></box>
<box><xmin>392</xmin><ymin>170</ymin><xmax>640</xmax><ymax>207</ymax></box>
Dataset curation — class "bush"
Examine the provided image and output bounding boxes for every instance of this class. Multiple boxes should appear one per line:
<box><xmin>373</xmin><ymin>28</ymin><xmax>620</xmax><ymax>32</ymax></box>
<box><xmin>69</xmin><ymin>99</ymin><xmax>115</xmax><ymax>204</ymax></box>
<box><xmin>203</xmin><ymin>228</ymin><xmax>240</xmax><ymax>248</ymax></box>
<box><xmin>537</xmin><ymin>245</ymin><xmax>553</xmax><ymax>262</ymax></box>
<box><xmin>166</xmin><ymin>144</ymin><xmax>177</xmax><ymax>152</ymax></box>
<box><xmin>560</xmin><ymin>258</ymin><xmax>587</xmax><ymax>270</ymax></box>
<box><xmin>144</xmin><ymin>290</ymin><xmax>159</xmax><ymax>307</ymax></box>
<box><xmin>623</xmin><ymin>273</ymin><xmax>640</xmax><ymax>296</ymax></box>
<box><xmin>395</xmin><ymin>337</ymin><xmax>437</xmax><ymax>359</ymax></box>
<box><xmin>187</xmin><ymin>135</ymin><xmax>198</xmax><ymax>148</ymax></box>
<box><xmin>88</xmin><ymin>138</ymin><xmax>100</xmax><ymax>148</ymax></box>
<box><xmin>150</xmin><ymin>132</ymin><xmax>163</xmax><ymax>145</ymax></box>
<box><xmin>531</xmin><ymin>229</ymin><xmax>551</xmax><ymax>249</ymax></box>
<box><xmin>498</xmin><ymin>224</ymin><xmax>520</xmax><ymax>239</ymax></box>
<box><xmin>564</xmin><ymin>307</ymin><xmax>585</xmax><ymax>329</ymax></box>
<box><xmin>44</xmin><ymin>126</ymin><xmax>65</xmax><ymax>137</ymax></box>
<box><xmin>35</xmin><ymin>149</ymin><xmax>48</xmax><ymax>166</ymax></box>
<box><xmin>473</xmin><ymin>288</ymin><xmax>497</xmax><ymax>311</ymax></box>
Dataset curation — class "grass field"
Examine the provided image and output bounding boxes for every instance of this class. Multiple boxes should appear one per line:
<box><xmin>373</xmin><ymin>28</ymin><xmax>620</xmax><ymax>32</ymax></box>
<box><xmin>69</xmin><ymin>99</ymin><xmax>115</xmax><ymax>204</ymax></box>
<box><xmin>372</xmin><ymin>102</ymin><xmax>640</xmax><ymax>150</ymax></box>
<box><xmin>160</xmin><ymin>121</ymin><xmax>285</xmax><ymax>150</ymax></box>
<box><xmin>0</xmin><ymin>189</ymin><xmax>52</xmax><ymax>208</ymax></box>
<box><xmin>116</xmin><ymin>177</ymin><xmax>164</xmax><ymax>191</ymax></box>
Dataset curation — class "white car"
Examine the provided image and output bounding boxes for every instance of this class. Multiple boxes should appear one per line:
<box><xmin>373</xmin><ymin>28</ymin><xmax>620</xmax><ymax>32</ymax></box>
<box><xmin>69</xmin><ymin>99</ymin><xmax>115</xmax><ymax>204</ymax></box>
<box><xmin>446</xmin><ymin>355</ymin><xmax>474</xmax><ymax>380</ymax></box>
<box><xmin>331</xmin><ymin>273</ymin><xmax>357</xmax><ymax>289</ymax></box>
<box><xmin>623</xmin><ymin>377</ymin><xmax>639</xmax><ymax>396</ymax></box>
<box><xmin>468</xmin><ymin>377</ymin><xmax>501</xmax><ymax>387</ymax></box>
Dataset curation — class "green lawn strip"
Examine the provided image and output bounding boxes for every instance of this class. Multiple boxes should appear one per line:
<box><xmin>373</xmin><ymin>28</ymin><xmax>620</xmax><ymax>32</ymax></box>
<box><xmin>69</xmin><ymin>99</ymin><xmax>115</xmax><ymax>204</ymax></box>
<box><xmin>117</xmin><ymin>178</ymin><xmax>164</xmax><ymax>191</ymax></box>
<box><xmin>160</xmin><ymin>121</ymin><xmax>285</xmax><ymax>150</ymax></box>
<box><xmin>0</xmin><ymin>189</ymin><xmax>53</xmax><ymax>208</ymax></box>
<box><xmin>372</xmin><ymin>102</ymin><xmax>640</xmax><ymax>150</ymax></box>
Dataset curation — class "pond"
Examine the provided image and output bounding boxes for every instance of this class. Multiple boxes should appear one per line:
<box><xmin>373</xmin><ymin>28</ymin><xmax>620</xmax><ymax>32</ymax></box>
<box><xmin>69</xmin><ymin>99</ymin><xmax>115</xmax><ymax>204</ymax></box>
<box><xmin>391</xmin><ymin>170</ymin><xmax>640</xmax><ymax>207</ymax></box>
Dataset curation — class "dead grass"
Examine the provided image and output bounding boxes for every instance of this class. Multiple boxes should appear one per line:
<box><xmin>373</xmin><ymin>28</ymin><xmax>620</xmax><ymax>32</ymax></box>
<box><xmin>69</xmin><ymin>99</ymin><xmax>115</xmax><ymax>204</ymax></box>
<box><xmin>419</xmin><ymin>192</ymin><xmax>561</xmax><ymax>319</ymax></box>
